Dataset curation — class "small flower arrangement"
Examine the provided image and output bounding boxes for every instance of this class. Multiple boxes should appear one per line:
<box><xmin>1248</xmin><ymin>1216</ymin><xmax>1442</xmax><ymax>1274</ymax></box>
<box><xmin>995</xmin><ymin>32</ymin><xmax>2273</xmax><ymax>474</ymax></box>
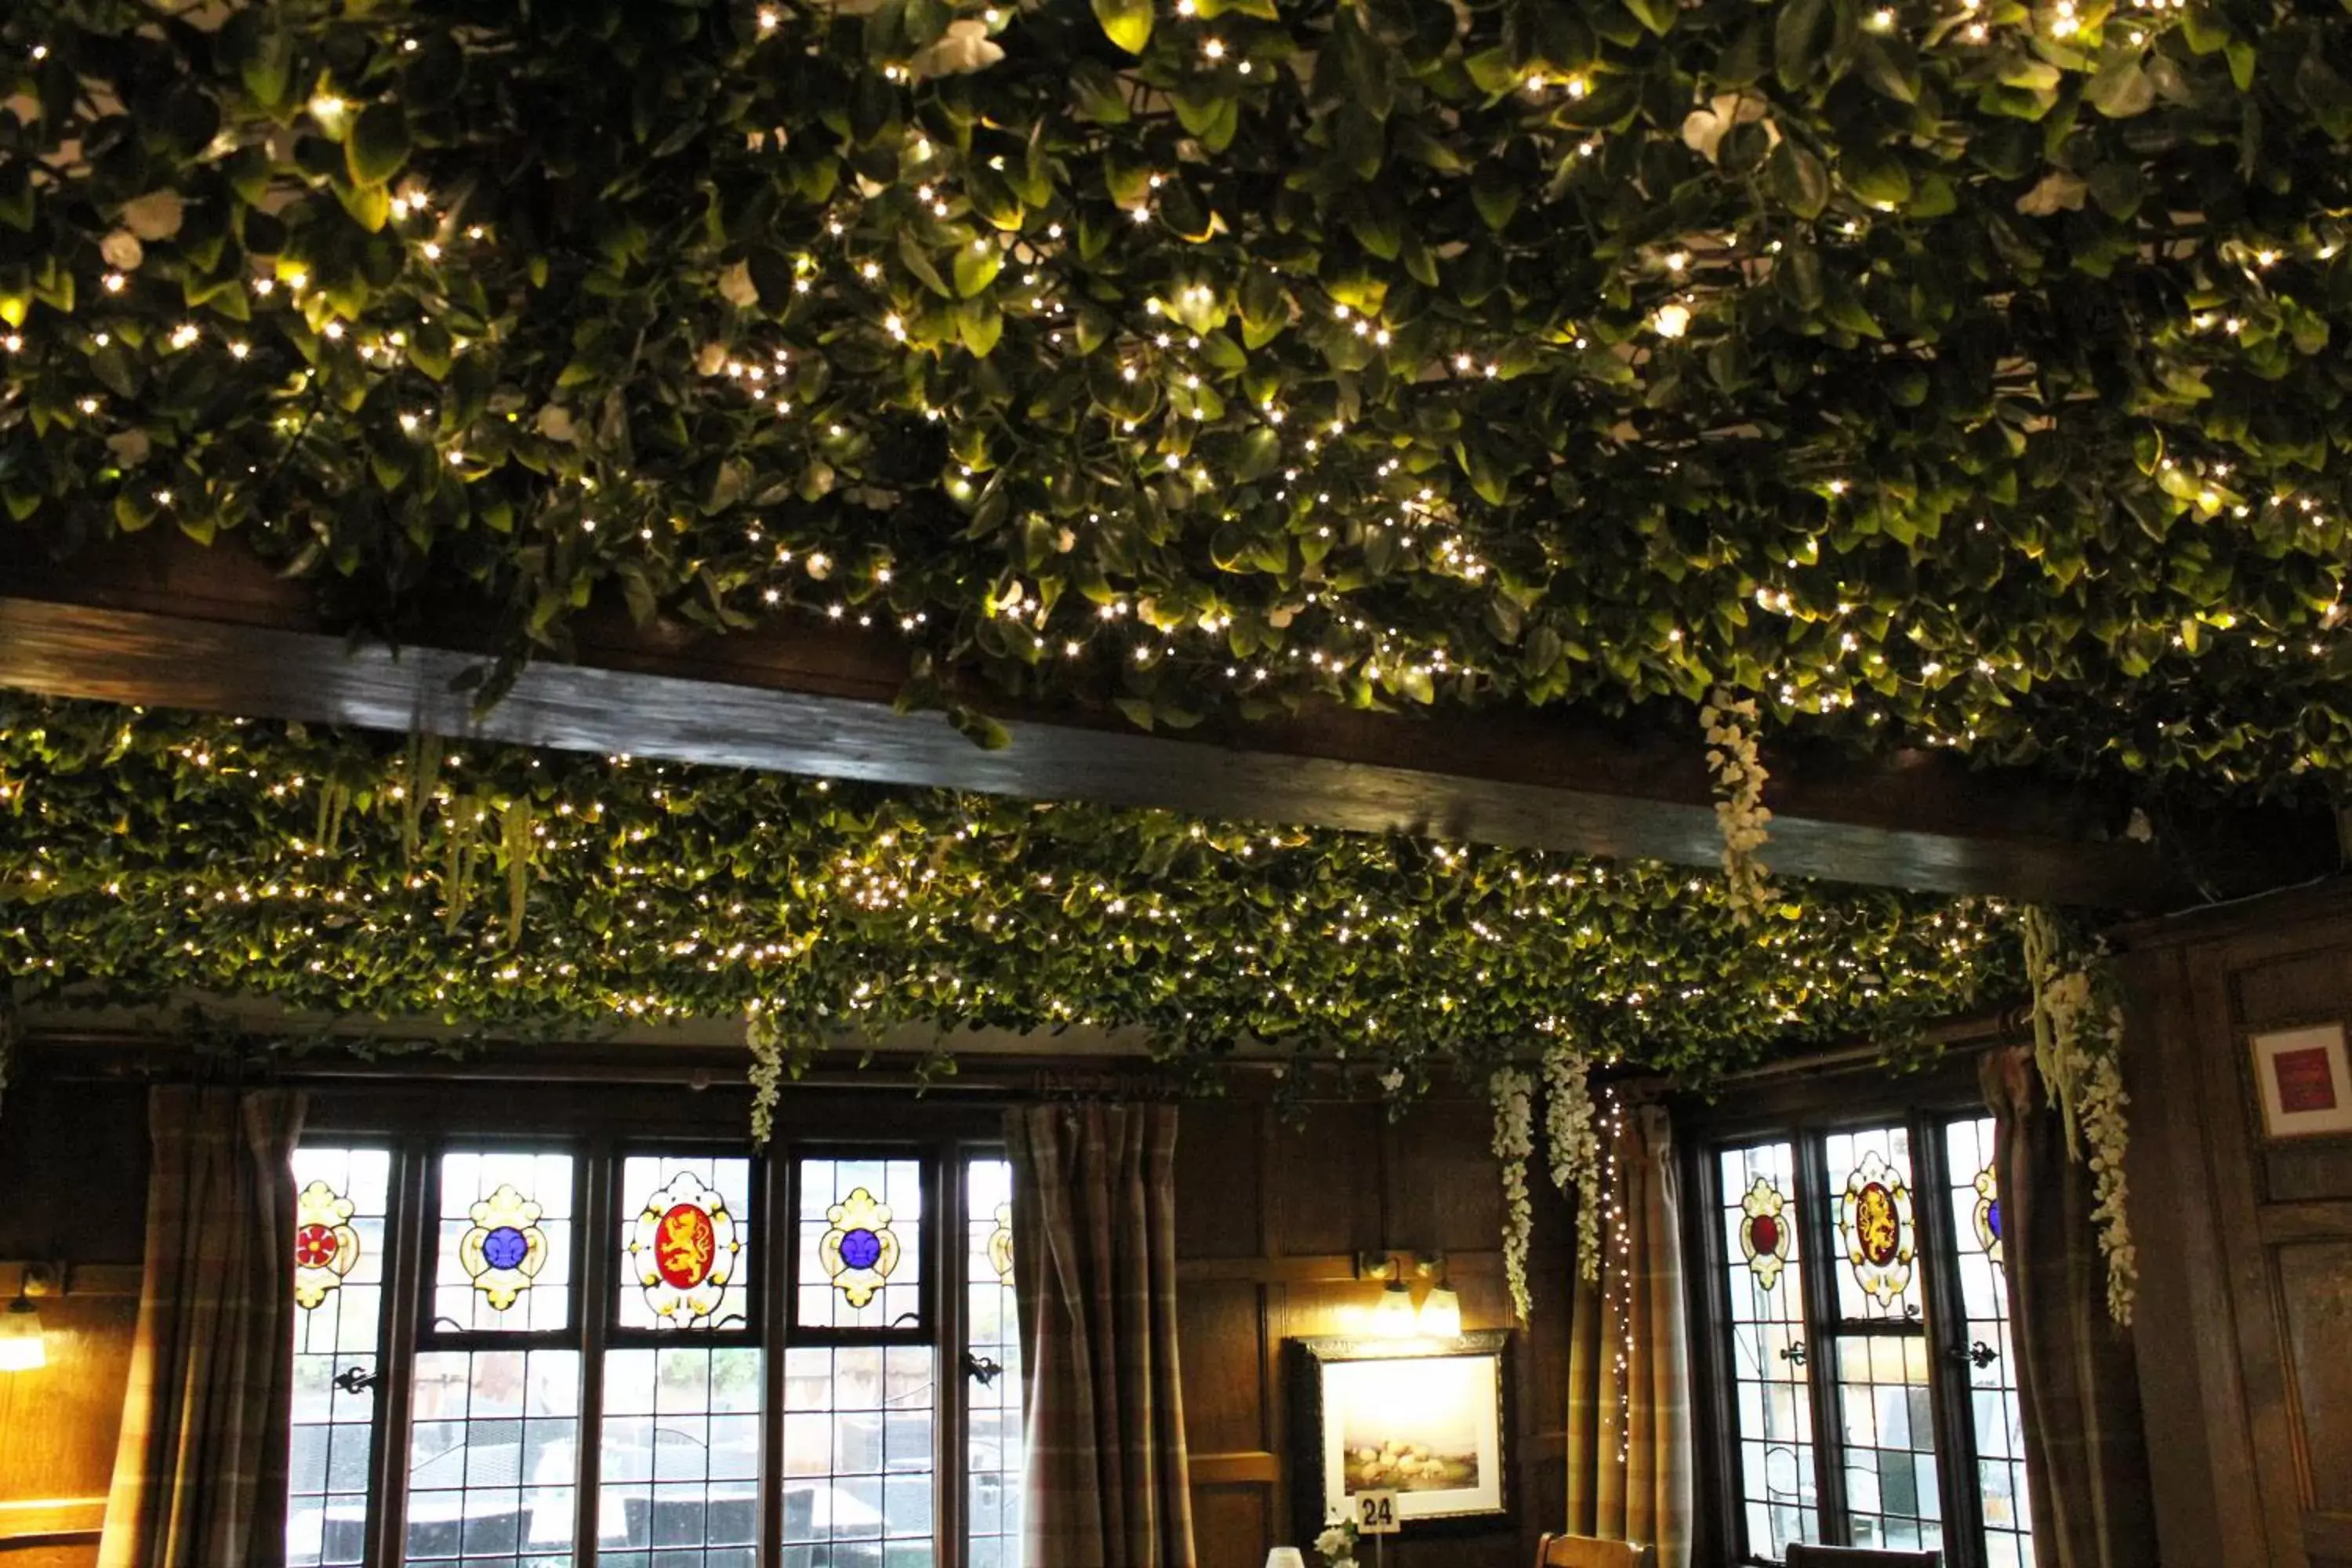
<box><xmin>1315</xmin><ymin>1515</ymin><xmax>1360</xmax><ymax>1566</ymax></box>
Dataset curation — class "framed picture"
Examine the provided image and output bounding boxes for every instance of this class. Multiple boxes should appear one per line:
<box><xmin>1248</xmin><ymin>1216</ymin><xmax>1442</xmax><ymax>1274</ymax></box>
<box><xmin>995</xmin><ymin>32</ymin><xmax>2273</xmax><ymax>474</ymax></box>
<box><xmin>2249</xmin><ymin>1023</ymin><xmax>2352</xmax><ymax>1140</ymax></box>
<box><xmin>1289</xmin><ymin>1330</ymin><xmax>1513</xmax><ymax>1536</ymax></box>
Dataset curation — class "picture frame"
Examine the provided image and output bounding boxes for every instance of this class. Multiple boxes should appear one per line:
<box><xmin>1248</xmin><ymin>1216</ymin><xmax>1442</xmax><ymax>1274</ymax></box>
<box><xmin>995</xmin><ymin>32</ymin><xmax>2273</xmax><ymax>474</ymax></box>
<box><xmin>1288</xmin><ymin>1330</ymin><xmax>1514</xmax><ymax>1537</ymax></box>
<box><xmin>2247</xmin><ymin>1022</ymin><xmax>2352</xmax><ymax>1141</ymax></box>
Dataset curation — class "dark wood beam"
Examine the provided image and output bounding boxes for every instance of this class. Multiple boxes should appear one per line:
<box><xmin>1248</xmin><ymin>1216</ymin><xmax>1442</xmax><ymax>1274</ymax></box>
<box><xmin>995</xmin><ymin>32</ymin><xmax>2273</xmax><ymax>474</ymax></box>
<box><xmin>0</xmin><ymin>538</ymin><xmax>2289</xmax><ymax>906</ymax></box>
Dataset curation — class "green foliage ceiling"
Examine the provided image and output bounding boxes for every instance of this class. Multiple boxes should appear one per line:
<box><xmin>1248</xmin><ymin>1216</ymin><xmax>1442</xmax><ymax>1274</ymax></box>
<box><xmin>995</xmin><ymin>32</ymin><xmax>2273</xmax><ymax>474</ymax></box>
<box><xmin>0</xmin><ymin>697</ymin><xmax>2016</xmax><ymax>1069</ymax></box>
<box><xmin>3</xmin><ymin>0</ymin><xmax>2351</xmax><ymax>798</ymax></box>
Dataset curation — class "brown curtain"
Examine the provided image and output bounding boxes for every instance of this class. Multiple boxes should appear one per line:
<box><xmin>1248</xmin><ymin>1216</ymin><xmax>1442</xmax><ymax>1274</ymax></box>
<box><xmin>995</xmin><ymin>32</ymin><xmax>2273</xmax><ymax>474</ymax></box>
<box><xmin>1006</xmin><ymin>1103</ymin><xmax>1197</xmax><ymax>1568</ymax></box>
<box><xmin>1981</xmin><ymin>1047</ymin><xmax>2158</xmax><ymax>1568</ymax></box>
<box><xmin>100</xmin><ymin>1085</ymin><xmax>306</xmax><ymax>1568</ymax></box>
<box><xmin>1565</xmin><ymin>1104</ymin><xmax>1692</xmax><ymax>1568</ymax></box>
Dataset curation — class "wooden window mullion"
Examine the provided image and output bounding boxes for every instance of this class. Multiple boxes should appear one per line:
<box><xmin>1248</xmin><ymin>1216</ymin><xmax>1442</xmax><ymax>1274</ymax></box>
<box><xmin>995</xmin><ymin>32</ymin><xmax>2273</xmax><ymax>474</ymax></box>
<box><xmin>1795</xmin><ymin>1131</ymin><xmax>1851</xmax><ymax>1544</ymax></box>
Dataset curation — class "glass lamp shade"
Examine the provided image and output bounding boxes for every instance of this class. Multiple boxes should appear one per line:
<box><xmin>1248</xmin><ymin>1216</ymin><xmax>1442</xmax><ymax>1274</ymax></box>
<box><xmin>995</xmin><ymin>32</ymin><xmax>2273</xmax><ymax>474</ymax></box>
<box><xmin>1370</xmin><ymin>1278</ymin><xmax>1418</xmax><ymax>1339</ymax></box>
<box><xmin>1265</xmin><ymin>1552</ymin><xmax>1307</xmax><ymax>1568</ymax></box>
<box><xmin>1417</xmin><ymin>1283</ymin><xmax>1463</xmax><ymax>1339</ymax></box>
<box><xmin>0</xmin><ymin>1299</ymin><xmax>44</xmax><ymax>1373</ymax></box>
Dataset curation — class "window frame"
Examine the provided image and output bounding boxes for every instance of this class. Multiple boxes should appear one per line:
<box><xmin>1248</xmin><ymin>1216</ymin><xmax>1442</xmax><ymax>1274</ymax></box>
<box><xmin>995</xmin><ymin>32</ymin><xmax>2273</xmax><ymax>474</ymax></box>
<box><xmin>293</xmin><ymin>1087</ymin><xmax>1014</xmax><ymax>1568</ymax></box>
<box><xmin>1679</xmin><ymin>1068</ymin><xmax>2021</xmax><ymax>1568</ymax></box>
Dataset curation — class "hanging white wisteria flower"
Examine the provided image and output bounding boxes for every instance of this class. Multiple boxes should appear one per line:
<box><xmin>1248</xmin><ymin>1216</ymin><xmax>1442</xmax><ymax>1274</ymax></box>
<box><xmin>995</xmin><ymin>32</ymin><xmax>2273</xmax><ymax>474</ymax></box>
<box><xmin>1701</xmin><ymin>688</ymin><xmax>1773</xmax><ymax>922</ymax></box>
<box><xmin>1490</xmin><ymin>1065</ymin><xmax>1536</xmax><ymax>1323</ymax></box>
<box><xmin>744</xmin><ymin>1004</ymin><xmax>796</xmax><ymax>1148</ymax></box>
<box><xmin>1541</xmin><ymin>1035</ymin><xmax>1603</xmax><ymax>1283</ymax></box>
<box><xmin>2023</xmin><ymin>908</ymin><xmax>2138</xmax><ymax>1324</ymax></box>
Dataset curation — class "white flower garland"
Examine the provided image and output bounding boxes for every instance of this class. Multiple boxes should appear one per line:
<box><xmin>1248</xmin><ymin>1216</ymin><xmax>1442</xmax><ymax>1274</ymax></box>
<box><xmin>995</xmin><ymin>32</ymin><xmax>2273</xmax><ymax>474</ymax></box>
<box><xmin>1541</xmin><ymin>1036</ymin><xmax>1603</xmax><ymax>1283</ymax></box>
<box><xmin>2023</xmin><ymin>909</ymin><xmax>2138</xmax><ymax>1325</ymax></box>
<box><xmin>1490</xmin><ymin>1065</ymin><xmax>1536</xmax><ymax>1323</ymax></box>
<box><xmin>1701</xmin><ymin>688</ymin><xmax>1774</xmax><ymax>923</ymax></box>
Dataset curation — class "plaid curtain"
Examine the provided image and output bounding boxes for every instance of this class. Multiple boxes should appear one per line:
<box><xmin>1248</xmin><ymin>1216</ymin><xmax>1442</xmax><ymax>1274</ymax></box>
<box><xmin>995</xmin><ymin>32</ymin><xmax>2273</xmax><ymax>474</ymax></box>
<box><xmin>1006</xmin><ymin>1103</ymin><xmax>1198</xmax><ymax>1568</ymax></box>
<box><xmin>99</xmin><ymin>1085</ymin><xmax>306</xmax><ymax>1568</ymax></box>
<box><xmin>1982</xmin><ymin>1047</ymin><xmax>2158</xmax><ymax>1568</ymax></box>
<box><xmin>1565</xmin><ymin>1104</ymin><xmax>1692</xmax><ymax>1568</ymax></box>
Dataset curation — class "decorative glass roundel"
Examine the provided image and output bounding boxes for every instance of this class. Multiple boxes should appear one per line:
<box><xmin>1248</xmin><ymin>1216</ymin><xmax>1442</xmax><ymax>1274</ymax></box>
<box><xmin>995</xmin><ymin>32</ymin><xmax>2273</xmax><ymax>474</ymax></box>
<box><xmin>459</xmin><ymin>1183</ymin><xmax>549</xmax><ymax>1312</ymax></box>
<box><xmin>1738</xmin><ymin>1176</ymin><xmax>1791</xmax><ymax>1290</ymax></box>
<box><xmin>292</xmin><ymin>1178</ymin><xmax>361</xmax><ymax>1310</ymax></box>
<box><xmin>1973</xmin><ymin>1163</ymin><xmax>2003</xmax><ymax>1264</ymax></box>
<box><xmin>628</xmin><ymin>1170</ymin><xmax>742</xmax><ymax>1327</ymax></box>
<box><xmin>1838</xmin><ymin>1149</ymin><xmax>1917</xmax><ymax>1307</ymax></box>
<box><xmin>820</xmin><ymin>1185</ymin><xmax>901</xmax><ymax>1308</ymax></box>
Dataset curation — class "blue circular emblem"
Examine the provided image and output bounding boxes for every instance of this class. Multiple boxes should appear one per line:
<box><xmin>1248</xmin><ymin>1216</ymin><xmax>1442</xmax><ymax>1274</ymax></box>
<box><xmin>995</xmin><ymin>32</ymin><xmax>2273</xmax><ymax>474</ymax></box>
<box><xmin>482</xmin><ymin>1225</ymin><xmax>530</xmax><ymax>1271</ymax></box>
<box><xmin>839</xmin><ymin>1227</ymin><xmax>883</xmax><ymax>1270</ymax></box>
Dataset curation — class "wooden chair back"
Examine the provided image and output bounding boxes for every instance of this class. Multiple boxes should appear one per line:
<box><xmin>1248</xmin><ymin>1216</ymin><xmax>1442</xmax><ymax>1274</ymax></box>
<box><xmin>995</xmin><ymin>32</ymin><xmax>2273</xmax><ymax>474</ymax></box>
<box><xmin>1783</xmin><ymin>1546</ymin><xmax>1942</xmax><ymax>1568</ymax></box>
<box><xmin>1534</xmin><ymin>1533</ymin><xmax>1652</xmax><ymax>1568</ymax></box>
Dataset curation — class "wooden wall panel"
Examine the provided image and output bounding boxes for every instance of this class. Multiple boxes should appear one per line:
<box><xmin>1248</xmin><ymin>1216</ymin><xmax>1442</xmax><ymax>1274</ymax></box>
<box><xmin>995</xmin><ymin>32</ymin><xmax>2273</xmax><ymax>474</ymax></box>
<box><xmin>2119</xmin><ymin>882</ymin><xmax>2352</xmax><ymax>1568</ymax></box>
<box><xmin>0</xmin><ymin>1079</ymin><xmax>148</xmax><ymax>1559</ymax></box>
<box><xmin>1175</xmin><ymin>1095</ymin><xmax>1573</xmax><ymax>1567</ymax></box>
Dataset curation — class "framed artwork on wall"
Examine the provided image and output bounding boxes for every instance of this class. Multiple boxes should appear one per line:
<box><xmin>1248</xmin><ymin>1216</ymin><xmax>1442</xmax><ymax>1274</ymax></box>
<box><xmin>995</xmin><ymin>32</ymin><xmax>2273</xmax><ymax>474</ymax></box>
<box><xmin>2248</xmin><ymin>1022</ymin><xmax>2352</xmax><ymax>1140</ymax></box>
<box><xmin>1288</xmin><ymin>1330</ymin><xmax>1513</xmax><ymax>1537</ymax></box>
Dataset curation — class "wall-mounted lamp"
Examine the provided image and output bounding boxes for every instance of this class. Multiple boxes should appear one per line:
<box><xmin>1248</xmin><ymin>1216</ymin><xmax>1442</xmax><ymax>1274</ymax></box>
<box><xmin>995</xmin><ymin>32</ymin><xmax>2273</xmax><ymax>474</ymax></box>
<box><xmin>0</xmin><ymin>1265</ymin><xmax>54</xmax><ymax>1374</ymax></box>
<box><xmin>1356</xmin><ymin>1250</ymin><xmax>1461</xmax><ymax>1339</ymax></box>
<box><xmin>1414</xmin><ymin>1253</ymin><xmax>1462</xmax><ymax>1340</ymax></box>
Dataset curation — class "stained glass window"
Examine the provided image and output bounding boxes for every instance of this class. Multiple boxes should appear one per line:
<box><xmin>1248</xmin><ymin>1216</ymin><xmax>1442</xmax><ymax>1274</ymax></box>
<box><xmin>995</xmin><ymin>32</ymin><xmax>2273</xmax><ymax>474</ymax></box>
<box><xmin>598</xmin><ymin>1346</ymin><xmax>762</xmax><ymax>1568</ymax></box>
<box><xmin>1946</xmin><ymin>1116</ymin><xmax>2036</xmax><ymax>1568</ymax></box>
<box><xmin>435</xmin><ymin>1152</ymin><xmax>574</xmax><ymax>1334</ymax></box>
<box><xmin>797</xmin><ymin>1156</ymin><xmax>924</xmax><ymax>1331</ymax></box>
<box><xmin>412</xmin><ymin>1151</ymin><xmax>582</xmax><ymax>1568</ymax></box>
<box><xmin>1827</xmin><ymin>1127</ymin><xmax>1921</xmax><ymax>1321</ymax></box>
<box><xmin>289</xmin><ymin>1147</ymin><xmax>390</xmax><ymax>1568</ymax></box>
<box><xmin>780</xmin><ymin>1345</ymin><xmax>938</xmax><ymax>1562</ymax></box>
<box><xmin>405</xmin><ymin>1348</ymin><xmax>581</xmax><ymax>1568</ymax></box>
<box><xmin>618</xmin><ymin>1155</ymin><xmax>752</xmax><ymax>1332</ymax></box>
<box><xmin>1718</xmin><ymin>1141</ymin><xmax>1818</xmax><ymax>1559</ymax></box>
<box><xmin>1835</xmin><ymin>1334</ymin><xmax>1944</xmax><ymax>1554</ymax></box>
<box><xmin>966</xmin><ymin>1156</ymin><xmax>1023</xmax><ymax>1566</ymax></box>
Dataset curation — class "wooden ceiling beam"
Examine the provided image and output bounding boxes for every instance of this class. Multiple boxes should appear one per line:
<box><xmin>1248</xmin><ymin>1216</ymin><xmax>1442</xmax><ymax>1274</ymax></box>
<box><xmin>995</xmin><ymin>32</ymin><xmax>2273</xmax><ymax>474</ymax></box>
<box><xmin>0</xmin><ymin>538</ymin><xmax>2299</xmax><ymax>907</ymax></box>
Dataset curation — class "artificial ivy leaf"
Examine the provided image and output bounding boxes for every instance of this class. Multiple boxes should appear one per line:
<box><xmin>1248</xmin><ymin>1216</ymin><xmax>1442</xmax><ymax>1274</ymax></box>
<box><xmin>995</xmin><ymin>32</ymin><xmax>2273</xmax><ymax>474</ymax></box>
<box><xmin>1091</xmin><ymin>0</ymin><xmax>1153</xmax><ymax>56</ymax></box>
<box><xmin>336</xmin><ymin>177</ymin><xmax>392</xmax><ymax>233</ymax></box>
<box><xmin>898</xmin><ymin>230</ymin><xmax>952</xmax><ymax>297</ymax></box>
<box><xmin>953</xmin><ymin>241</ymin><xmax>1002</xmax><ymax>298</ymax></box>
<box><xmin>1774</xmin><ymin>0</ymin><xmax>1830</xmax><ymax>90</ymax></box>
<box><xmin>2085</xmin><ymin>55</ymin><xmax>2154</xmax><ymax>118</ymax></box>
<box><xmin>1069</xmin><ymin>58</ymin><xmax>1131</xmax><ymax>122</ymax></box>
<box><xmin>1839</xmin><ymin>145</ymin><xmax>1912</xmax><ymax>210</ymax></box>
<box><xmin>346</xmin><ymin>103</ymin><xmax>411</xmax><ymax>187</ymax></box>
<box><xmin>1768</xmin><ymin>140</ymin><xmax>1830</xmax><ymax>218</ymax></box>
<box><xmin>957</xmin><ymin>297</ymin><xmax>1004</xmax><ymax>356</ymax></box>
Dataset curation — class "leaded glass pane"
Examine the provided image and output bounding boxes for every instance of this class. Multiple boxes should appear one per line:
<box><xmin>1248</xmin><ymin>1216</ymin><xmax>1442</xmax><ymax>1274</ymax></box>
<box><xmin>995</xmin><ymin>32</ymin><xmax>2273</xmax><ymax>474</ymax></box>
<box><xmin>434</xmin><ymin>1151</ymin><xmax>575</xmax><ymax>1334</ymax></box>
<box><xmin>1835</xmin><ymin>1334</ymin><xmax>1944</xmax><ymax>1555</ymax></box>
<box><xmin>405</xmin><ymin>1348</ymin><xmax>580</xmax><ymax>1566</ymax></box>
<box><xmin>289</xmin><ymin>1146</ymin><xmax>390</xmax><ymax>1567</ymax></box>
<box><xmin>1718</xmin><ymin>1141</ymin><xmax>1818</xmax><ymax>1559</ymax></box>
<box><xmin>797</xmin><ymin>1157</ymin><xmax>924</xmax><ymax>1331</ymax></box>
<box><xmin>780</xmin><ymin>1344</ymin><xmax>937</xmax><ymax>1561</ymax></box>
<box><xmin>597</xmin><ymin>1345</ymin><xmax>762</xmax><ymax>1565</ymax></box>
<box><xmin>1825</xmin><ymin>1126</ymin><xmax>1922</xmax><ymax>1323</ymax></box>
<box><xmin>618</xmin><ymin>1154</ymin><xmax>753</xmax><ymax>1332</ymax></box>
<box><xmin>966</xmin><ymin>1156</ymin><xmax>1022</xmax><ymax>1564</ymax></box>
<box><xmin>1945</xmin><ymin>1116</ymin><xmax>2036</xmax><ymax>1567</ymax></box>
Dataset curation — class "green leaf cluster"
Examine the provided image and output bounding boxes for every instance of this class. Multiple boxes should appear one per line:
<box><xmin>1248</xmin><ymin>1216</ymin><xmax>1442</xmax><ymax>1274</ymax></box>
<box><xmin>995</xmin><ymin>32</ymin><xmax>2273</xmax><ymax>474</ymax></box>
<box><xmin>4</xmin><ymin>0</ymin><xmax>2351</xmax><ymax>804</ymax></box>
<box><xmin>0</xmin><ymin>697</ymin><xmax>2016</xmax><ymax>1077</ymax></box>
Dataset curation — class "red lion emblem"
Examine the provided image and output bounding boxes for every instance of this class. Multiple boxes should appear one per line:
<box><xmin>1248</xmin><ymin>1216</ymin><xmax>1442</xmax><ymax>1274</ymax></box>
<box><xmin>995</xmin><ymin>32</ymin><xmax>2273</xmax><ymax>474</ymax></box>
<box><xmin>655</xmin><ymin>1203</ymin><xmax>717</xmax><ymax>1290</ymax></box>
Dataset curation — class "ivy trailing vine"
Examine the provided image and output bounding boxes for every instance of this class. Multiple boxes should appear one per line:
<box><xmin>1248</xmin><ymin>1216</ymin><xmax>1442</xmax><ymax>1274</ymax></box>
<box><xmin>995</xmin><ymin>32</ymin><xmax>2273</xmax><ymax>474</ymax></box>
<box><xmin>1</xmin><ymin>0</ymin><xmax>2350</xmax><ymax>804</ymax></box>
<box><xmin>0</xmin><ymin>695</ymin><xmax>2022</xmax><ymax>1075</ymax></box>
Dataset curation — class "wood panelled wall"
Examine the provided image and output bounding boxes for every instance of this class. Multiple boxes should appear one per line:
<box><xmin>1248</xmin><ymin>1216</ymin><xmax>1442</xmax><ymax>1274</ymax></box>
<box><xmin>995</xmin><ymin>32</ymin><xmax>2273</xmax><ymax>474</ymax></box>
<box><xmin>0</xmin><ymin>1080</ymin><xmax>147</xmax><ymax>1568</ymax></box>
<box><xmin>2121</xmin><ymin>883</ymin><xmax>2352</xmax><ymax>1568</ymax></box>
<box><xmin>0</xmin><ymin>1068</ymin><xmax>1572</xmax><ymax>1566</ymax></box>
<box><xmin>1174</xmin><ymin>1096</ymin><xmax>1572</xmax><ymax>1568</ymax></box>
